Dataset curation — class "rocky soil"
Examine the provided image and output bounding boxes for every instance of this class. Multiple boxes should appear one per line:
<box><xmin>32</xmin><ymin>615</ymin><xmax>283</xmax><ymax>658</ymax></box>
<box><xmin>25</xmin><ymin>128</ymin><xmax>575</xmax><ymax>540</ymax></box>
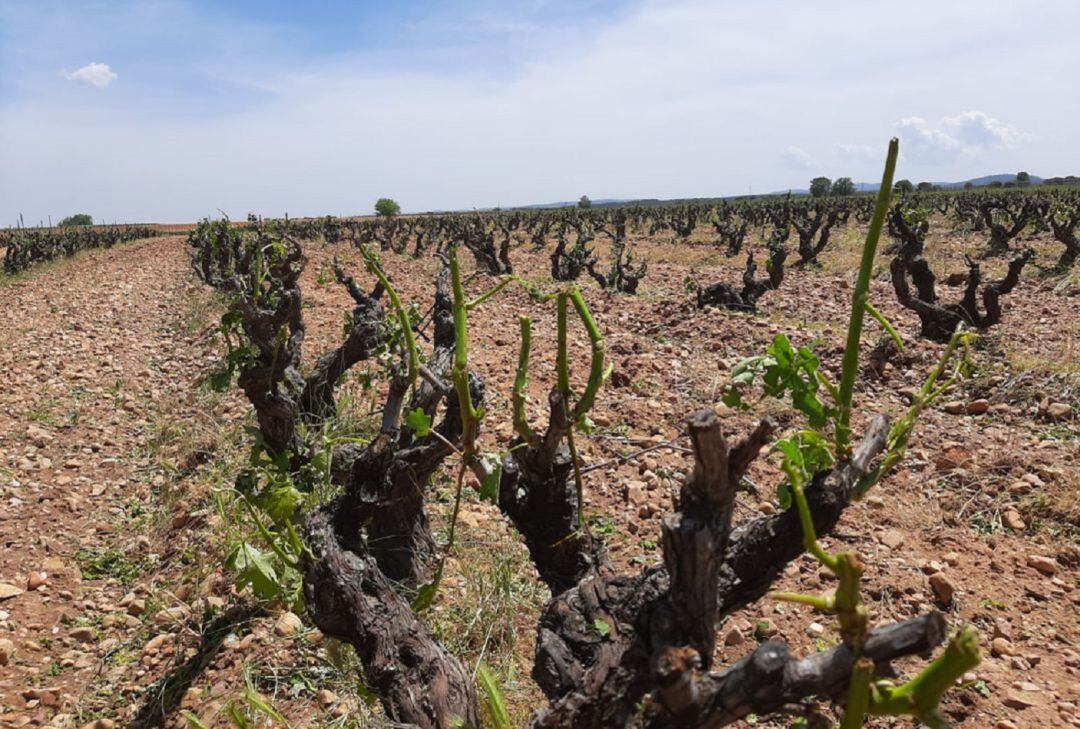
<box><xmin>0</xmin><ymin>226</ymin><xmax>1077</xmax><ymax>728</ymax></box>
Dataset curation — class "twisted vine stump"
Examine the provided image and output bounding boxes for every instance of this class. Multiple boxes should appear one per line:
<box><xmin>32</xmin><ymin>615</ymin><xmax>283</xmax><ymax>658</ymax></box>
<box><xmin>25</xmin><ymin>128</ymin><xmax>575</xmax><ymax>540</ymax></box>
<box><xmin>695</xmin><ymin>246</ymin><xmax>787</xmax><ymax>313</ymax></box>
<box><xmin>891</xmin><ymin>248</ymin><xmax>1034</xmax><ymax>342</ymax></box>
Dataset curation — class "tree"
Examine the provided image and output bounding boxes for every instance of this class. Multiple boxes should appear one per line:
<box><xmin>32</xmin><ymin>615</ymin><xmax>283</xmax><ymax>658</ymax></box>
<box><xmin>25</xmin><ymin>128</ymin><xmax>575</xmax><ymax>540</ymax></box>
<box><xmin>58</xmin><ymin>213</ymin><xmax>92</xmax><ymax>227</ymax></box>
<box><xmin>578</xmin><ymin>195</ymin><xmax>592</xmax><ymax>209</ymax></box>
<box><xmin>963</xmin><ymin>181</ymin><xmax>975</xmax><ymax>189</ymax></box>
<box><xmin>831</xmin><ymin>177</ymin><xmax>856</xmax><ymax>196</ymax></box>
<box><xmin>893</xmin><ymin>179</ymin><xmax>914</xmax><ymax>194</ymax></box>
<box><xmin>916</xmin><ymin>181</ymin><xmax>934</xmax><ymax>192</ymax></box>
<box><xmin>375</xmin><ymin>198</ymin><xmax>401</xmax><ymax>218</ymax></box>
<box><xmin>988</xmin><ymin>180</ymin><xmax>1004</xmax><ymax>189</ymax></box>
<box><xmin>1016</xmin><ymin>171</ymin><xmax>1031</xmax><ymax>186</ymax></box>
<box><xmin>809</xmin><ymin>177</ymin><xmax>832</xmax><ymax>198</ymax></box>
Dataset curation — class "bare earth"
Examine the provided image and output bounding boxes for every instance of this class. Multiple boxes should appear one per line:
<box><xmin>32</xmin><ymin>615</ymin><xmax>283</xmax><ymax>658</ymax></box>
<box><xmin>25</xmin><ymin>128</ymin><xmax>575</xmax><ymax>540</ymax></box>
<box><xmin>0</xmin><ymin>227</ymin><xmax>1077</xmax><ymax>728</ymax></box>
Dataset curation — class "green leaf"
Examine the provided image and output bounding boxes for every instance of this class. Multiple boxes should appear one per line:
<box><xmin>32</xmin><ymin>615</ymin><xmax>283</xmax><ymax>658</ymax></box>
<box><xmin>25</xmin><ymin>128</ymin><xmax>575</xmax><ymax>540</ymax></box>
<box><xmin>477</xmin><ymin>663</ymin><xmax>512</xmax><ymax>729</ymax></box>
<box><xmin>254</xmin><ymin>481</ymin><xmax>303</xmax><ymax>523</ymax></box>
<box><xmin>480</xmin><ymin>463</ymin><xmax>503</xmax><ymax>505</ymax></box>
<box><xmin>208</xmin><ymin>363</ymin><xmax>234</xmax><ymax>392</ymax></box>
<box><xmin>774</xmin><ymin>430</ymin><xmax>836</xmax><ymax>498</ymax></box>
<box><xmin>224</xmin><ymin>701</ymin><xmax>252</xmax><ymax>729</ymax></box>
<box><xmin>180</xmin><ymin>711</ymin><xmax>211</xmax><ymax>729</ymax></box>
<box><xmin>228</xmin><ymin>542</ymin><xmax>280</xmax><ymax>600</ymax></box>
<box><xmin>593</xmin><ymin>618</ymin><xmax>611</xmax><ymax>638</ymax></box>
<box><xmin>411</xmin><ymin>581</ymin><xmax>438</xmax><ymax>611</ymax></box>
<box><xmin>797</xmin><ymin>430</ymin><xmax>835</xmax><ymax>474</ymax></box>
<box><xmin>411</xmin><ymin>562</ymin><xmax>445</xmax><ymax>612</ymax></box>
<box><xmin>777</xmin><ymin>482</ymin><xmax>793</xmax><ymax>510</ymax></box>
<box><xmin>244</xmin><ymin>689</ymin><xmax>292</xmax><ymax>727</ymax></box>
<box><xmin>309</xmin><ymin>449</ymin><xmax>330</xmax><ymax>478</ymax></box>
<box><xmin>405</xmin><ymin>407</ymin><xmax>432</xmax><ymax>437</ymax></box>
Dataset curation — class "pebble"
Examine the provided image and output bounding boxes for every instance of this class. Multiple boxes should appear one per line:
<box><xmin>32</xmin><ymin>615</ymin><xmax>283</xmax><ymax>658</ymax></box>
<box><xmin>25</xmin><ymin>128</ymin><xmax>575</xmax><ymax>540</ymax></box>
<box><xmin>1027</xmin><ymin>555</ymin><xmax>1058</xmax><ymax>576</ymax></box>
<box><xmin>879</xmin><ymin>529</ymin><xmax>905</xmax><ymax>549</ymax></box>
<box><xmin>992</xmin><ymin>637</ymin><xmax>1016</xmax><ymax>657</ymax></box>
<box><xmin>755</xmin><ymin>619</ymin><xmax>778</xmax><ymax>639</ymax></box>
<box><xmin>1002</xmin><ymin>509</ymin><xmax>1026</xmax><ymax>531</ymax></box>
<box><xmin>0</xmin><ymin>583</ymin><xmax>24</xmax><ymax>600</ymax></box>
<box><xmin>70</xmin><ymin>627</ymin><xmax>96</xmax><ymax>643</ymax></box>
<box><xmin>154</xmin><ymin>606</ymin><xmax>189</xmax><ymax>626</ymax></box>
<box><xmin>1003</xmin><ymin>688</ymin><xmax>1038</xmax><ymax>709</ymax></box>
<box><xmin>27</xmin><ymin>572</ymin><xmax>48</xmax><ymax>591</ymax></box>
<box><xmin>943</xmin><ymin>401</ymin><xmax>965</xmax><ymax>414</ymax></box>
<box><xmin>928</xmin><ymin>572</ymin><xmax>955</xmax><ymax>604</ymax></box>
<box><xmin>1041</xmin><ymin>402</ymin><xmax>1073</xmax><ymax>421</ymax></box>
<box><xmin>143</xmin><ymin>634</ymin><xmax>172</xmax><ymax>656</ymax></box>
<box><xmin>1008</xmin><ymin>480</ymin><xmax>1031</xmax><ymax>495</ymax></box>
<box><xmin>274</xmin><ymin>611</ymin><xmax>303</xmax><ymax>637</ymax></box>
<box><xmin>967</xmin><ymin>399</ymin><xmax>990</xmax><ymax>415</ymax></box>
<box><xmin>0</xmin><ymin>637</ymin><xmax>14</xmax><ymax>665</ymax></box>
<box><xmin>993</xmin><ymin>618</ymin><xmax>1012</xmax><ymax>640</ymax></box>
<box><xmin>919</xmin><ymin>559</ymin><xmax>944</xmax><ymax>575</ymax></box>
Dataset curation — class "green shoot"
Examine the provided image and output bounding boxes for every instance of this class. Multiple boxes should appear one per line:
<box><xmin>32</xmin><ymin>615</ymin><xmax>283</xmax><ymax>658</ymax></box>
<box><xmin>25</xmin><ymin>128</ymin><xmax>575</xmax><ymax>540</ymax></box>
<box><xmin>835</xmin><ymin>137</ymin><xmax>898</xmax><ymax>455</ymax></box>
<box><xmin>869</xmin><ymin>626</ymin><xmax>981</xmax><ymax>727</ymax></box>
<box><xmin>359</xmin><ymin>245</ymin><xmax>420</xmax><ymax>388</ymax></box>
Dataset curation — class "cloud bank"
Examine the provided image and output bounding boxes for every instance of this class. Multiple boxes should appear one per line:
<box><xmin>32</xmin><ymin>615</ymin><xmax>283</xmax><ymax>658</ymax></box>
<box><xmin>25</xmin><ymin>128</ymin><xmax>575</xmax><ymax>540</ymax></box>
<box><xmin>895</xmin><ymin>112</ymin><xmax>1033</xmax><ymax>165</ymax></box>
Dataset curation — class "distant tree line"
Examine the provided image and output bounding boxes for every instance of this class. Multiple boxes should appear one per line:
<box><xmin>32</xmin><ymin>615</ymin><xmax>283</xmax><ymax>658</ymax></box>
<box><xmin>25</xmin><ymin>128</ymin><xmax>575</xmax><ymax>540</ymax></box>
<box><xmin>809</xmin><ymin>176</ymin><xmax>856</xmax><ymax>198</ymax></box>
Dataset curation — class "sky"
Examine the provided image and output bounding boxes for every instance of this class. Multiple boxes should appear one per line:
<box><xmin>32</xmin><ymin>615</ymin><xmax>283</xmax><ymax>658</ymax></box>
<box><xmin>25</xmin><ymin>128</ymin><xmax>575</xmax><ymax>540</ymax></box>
<box><xmin>1</xmin><ymin>0</ymin><xmax>1078</xmax><ymax>224</ymax></box>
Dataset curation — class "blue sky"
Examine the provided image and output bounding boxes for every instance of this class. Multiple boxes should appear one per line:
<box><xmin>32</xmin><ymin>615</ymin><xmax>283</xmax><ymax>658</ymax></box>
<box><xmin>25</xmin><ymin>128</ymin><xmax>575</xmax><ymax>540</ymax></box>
<box><xmin>1</xmin><ymin>0</ymin><xmax>1078</xmax><ymax>224</ymax></box>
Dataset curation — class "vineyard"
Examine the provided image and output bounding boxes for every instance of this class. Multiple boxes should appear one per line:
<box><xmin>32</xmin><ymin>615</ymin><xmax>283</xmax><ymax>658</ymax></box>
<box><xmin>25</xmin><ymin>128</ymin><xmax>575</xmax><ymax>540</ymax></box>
<box><xmin>1</xmin><ymin>226</ymin><xmax>165</xmax><ymax>274</ymax></box>
<box><xmin>0</xmin><ymin>145</ymin><xmax>1078</xmax><ymax>729</ymax></box>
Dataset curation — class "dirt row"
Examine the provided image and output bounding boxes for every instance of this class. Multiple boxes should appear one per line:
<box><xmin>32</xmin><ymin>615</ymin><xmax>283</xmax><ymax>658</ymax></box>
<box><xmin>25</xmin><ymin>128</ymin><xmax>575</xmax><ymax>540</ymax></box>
<box><xmin>0</xmin><ymin>230</ymin><xmax>1077</xmax><ymax>727</ymax></box>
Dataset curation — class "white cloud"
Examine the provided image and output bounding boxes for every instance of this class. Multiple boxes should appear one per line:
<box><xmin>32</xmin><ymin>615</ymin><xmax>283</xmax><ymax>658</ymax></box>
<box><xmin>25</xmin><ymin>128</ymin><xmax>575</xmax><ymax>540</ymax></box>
<box><xmin>895</xmin><ymin>111</ymin><xmax>1032</xmax><ymax>164</ymax></box>
<box><xmin>62</xmin><ymin>62</ymin><xmax>117</xmax><ymax>89</ymax></box>
<box><xmin>780</xmin><ymin>146</ymin><xmax>819</xmax><ymax>171</ymax></box>
<box><xmin>834</xmin><ymin>143</ymin><xmax>879</xmax><ymax>162</ymax></box>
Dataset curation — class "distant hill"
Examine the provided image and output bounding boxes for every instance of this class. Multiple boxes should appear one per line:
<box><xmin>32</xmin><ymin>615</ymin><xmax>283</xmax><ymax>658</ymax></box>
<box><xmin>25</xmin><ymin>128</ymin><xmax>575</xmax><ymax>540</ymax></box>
<box><xmin>493</xmin><ymin>197</ymin><xmax>731</xmax><ymax>211</ymax></box>
<box><xmin>516</xmin><ymin>198</ymin><xmax>633</xmax><ymax>209</ymax></box>
<box><xmin>847</xmin><ymin>173</ymin><xmax>1045</xmax><ymax>193</ymax></box>
<box><xmin>954</xmin><ymin>173</ymin><xmax>1044</xmax><ymax>188</ymax></box>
